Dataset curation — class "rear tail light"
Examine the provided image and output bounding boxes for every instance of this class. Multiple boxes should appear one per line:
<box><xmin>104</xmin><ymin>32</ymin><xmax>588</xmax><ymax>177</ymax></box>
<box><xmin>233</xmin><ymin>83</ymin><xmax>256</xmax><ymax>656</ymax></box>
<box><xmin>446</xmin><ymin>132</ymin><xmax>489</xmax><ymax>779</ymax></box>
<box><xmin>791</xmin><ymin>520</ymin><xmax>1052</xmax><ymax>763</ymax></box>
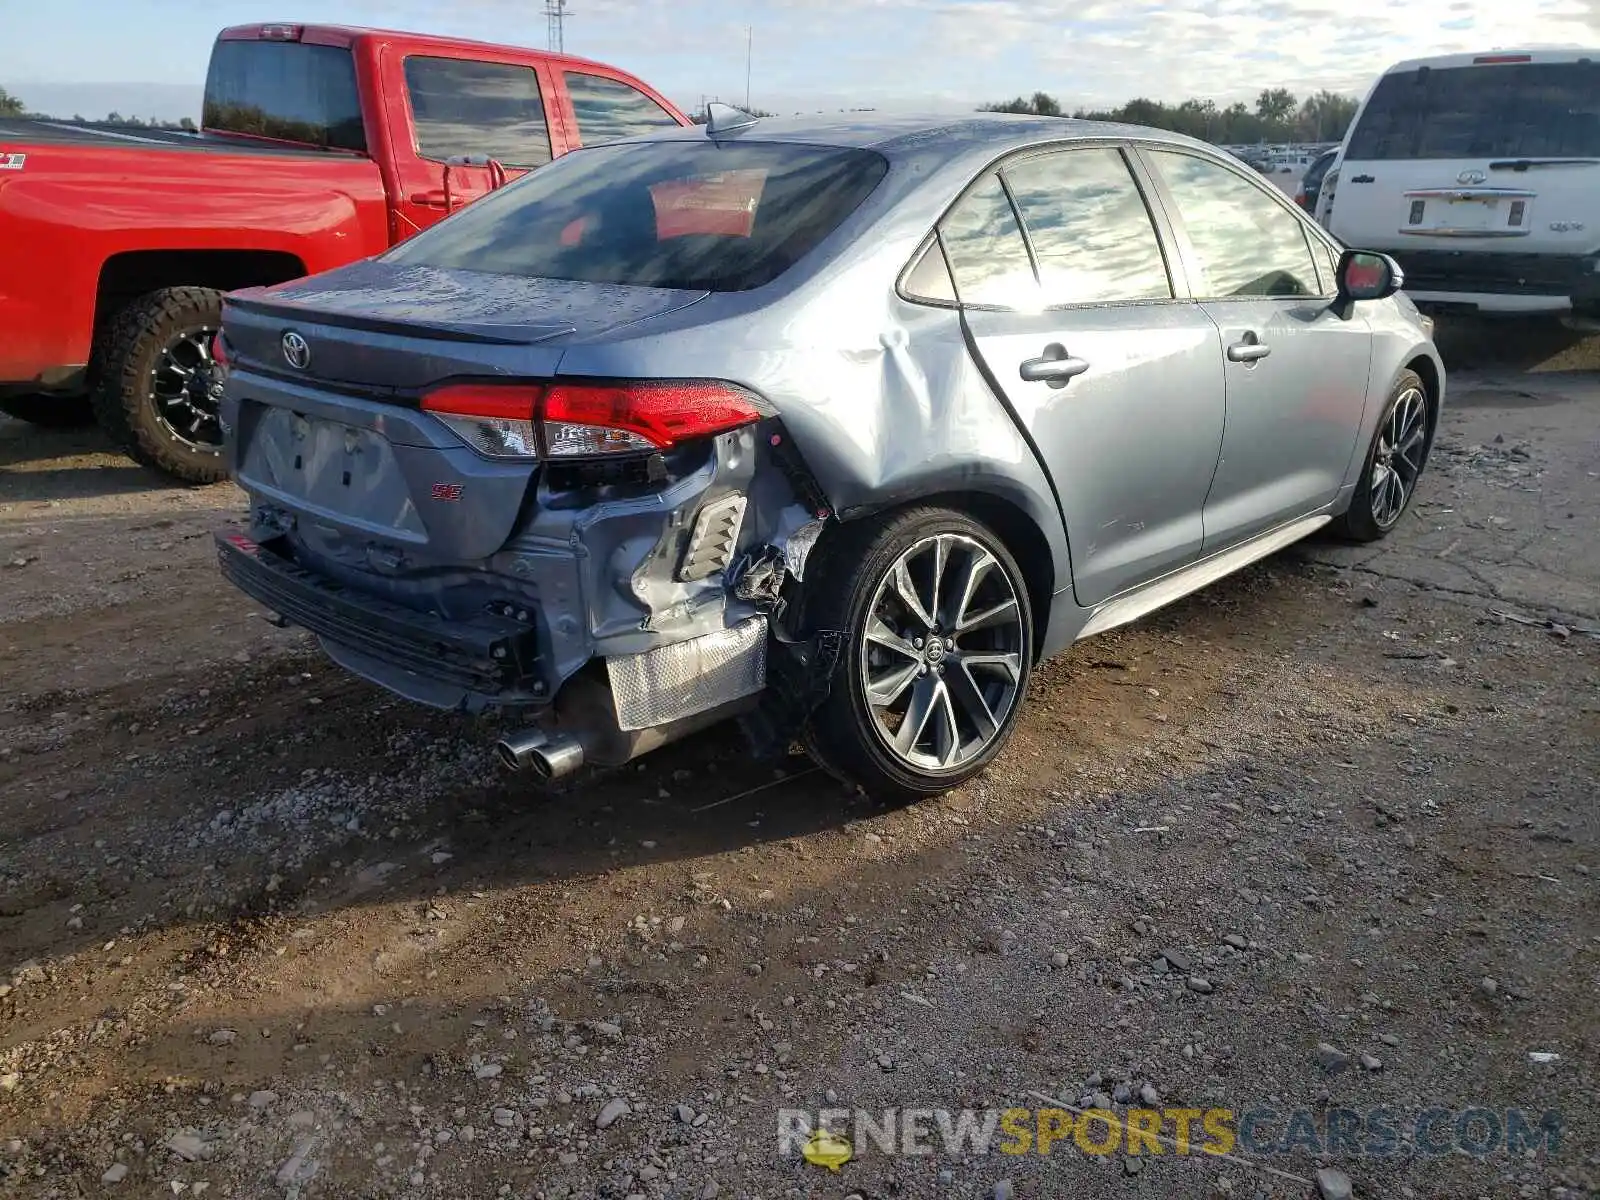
<box><xmin>1473</xmin><ymin>54</ymin><xmax>1531</xmax><ymax>64</ymax></box>
<box><xmin>422</xmin><ymin>384</ymin><xmax>540</xmax><ymax>459</ymax></box>
<box><xmin>421</xmin><ymin>380</ymin><xmax>769</xmax><ymax>461</ymax></box>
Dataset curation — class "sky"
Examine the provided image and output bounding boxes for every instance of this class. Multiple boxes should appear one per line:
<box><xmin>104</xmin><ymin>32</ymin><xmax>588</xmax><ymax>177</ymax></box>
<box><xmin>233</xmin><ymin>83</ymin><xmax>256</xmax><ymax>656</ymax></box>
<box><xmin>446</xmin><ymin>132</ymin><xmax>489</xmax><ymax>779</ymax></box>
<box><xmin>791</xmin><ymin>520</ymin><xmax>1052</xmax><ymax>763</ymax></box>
<box><xmin>2</xmin><ymin>0</ymin><xmax>1597</xmax><ymax>121</ymax></box>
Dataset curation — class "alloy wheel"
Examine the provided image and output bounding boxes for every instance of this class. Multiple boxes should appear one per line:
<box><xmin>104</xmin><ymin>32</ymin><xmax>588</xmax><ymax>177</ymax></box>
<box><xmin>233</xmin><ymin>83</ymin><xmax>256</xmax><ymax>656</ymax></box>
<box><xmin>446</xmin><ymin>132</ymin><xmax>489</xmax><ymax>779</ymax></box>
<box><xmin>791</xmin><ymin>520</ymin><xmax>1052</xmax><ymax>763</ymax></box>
<box><xmin>150</xmin><ymin>326</ymin><xmax>222</xmax><ymax>448</ymax></box>
<box><xmin>1369</xmin><ymin>386</ymin><xmax>1427</xmax><ymax>529</ymax></box>
<box><xmin>859</xmin><ymin>533</ymin><xmax>1026</xmax><ymax>772</ymax></box>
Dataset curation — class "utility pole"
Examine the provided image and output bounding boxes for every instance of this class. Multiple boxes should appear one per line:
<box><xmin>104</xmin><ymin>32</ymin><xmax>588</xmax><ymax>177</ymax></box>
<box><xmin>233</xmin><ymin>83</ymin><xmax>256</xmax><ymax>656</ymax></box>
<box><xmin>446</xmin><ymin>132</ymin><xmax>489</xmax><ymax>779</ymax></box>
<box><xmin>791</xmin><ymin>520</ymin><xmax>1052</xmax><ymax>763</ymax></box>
<box><xmin>546</xmin><ymin>0</ymin><xmax>570</xmax><ymax>53</ymax></box>
<box><xmin>745</xmin><ymin>26</ymin><xmax>752</xmax><ymax>109</ymax></box>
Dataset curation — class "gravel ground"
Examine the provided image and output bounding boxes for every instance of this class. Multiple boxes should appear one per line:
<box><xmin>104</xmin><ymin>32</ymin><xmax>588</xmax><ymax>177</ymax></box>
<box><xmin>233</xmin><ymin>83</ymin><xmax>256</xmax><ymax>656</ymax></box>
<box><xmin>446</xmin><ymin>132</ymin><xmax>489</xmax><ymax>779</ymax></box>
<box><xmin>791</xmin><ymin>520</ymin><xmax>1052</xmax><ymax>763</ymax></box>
<box><xmin>0</xmin><ymin>325</ymin><xmax>1596</xmax><ymax>1200</ymax></box>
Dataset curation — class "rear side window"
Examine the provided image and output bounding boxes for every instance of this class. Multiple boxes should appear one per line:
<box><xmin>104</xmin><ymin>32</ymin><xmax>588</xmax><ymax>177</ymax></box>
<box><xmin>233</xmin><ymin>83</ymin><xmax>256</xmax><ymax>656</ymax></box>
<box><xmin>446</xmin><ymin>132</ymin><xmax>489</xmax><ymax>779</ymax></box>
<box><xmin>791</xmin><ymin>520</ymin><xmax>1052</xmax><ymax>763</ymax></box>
<box><xmin>1348</xmin><ymin>62</ymin><xmax>1600</xmax><ymax>160</ymax></box>
<box><xmin>935</xmin><ymin>173</ymin><xmax>1038</xmax><ymax>308</ymax></box>
<box><xmin>565</xmin><ymin>73</ymin><xmax>680</xmax><ymax>145</ymax></box>
<box><xmin>1148</xmin><ymin>150</ymin><xmax>1321</xmax><ymax>299</ymax></box>
<box><xmin>385</xmin><ymin>140</ymin><xmax>888</xmax><ymax>291</ymax></box>
<box><xmin>404</xmin><ymin>57</ymin><xmax>552</xmax><ymax>168</ymax></box>
<box><xmin>1002</xmin><ymin>147</ymin><xmax>1172</xmax><ymax>305</ymax></box>
<box><xmin>203</xmin><ymin>39</ymin><xmax>365</xmax><ymax>152</ymax></box>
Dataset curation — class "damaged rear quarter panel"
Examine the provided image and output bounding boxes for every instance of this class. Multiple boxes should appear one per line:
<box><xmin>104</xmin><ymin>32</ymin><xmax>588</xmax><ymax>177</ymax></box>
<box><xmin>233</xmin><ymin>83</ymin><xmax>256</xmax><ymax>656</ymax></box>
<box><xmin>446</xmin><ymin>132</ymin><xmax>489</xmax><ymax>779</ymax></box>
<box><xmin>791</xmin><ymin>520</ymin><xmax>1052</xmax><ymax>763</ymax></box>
<box><xmin>552</xmin><ymin>230</ymin><xmax>1074</xmax><ymax>631</ymax></box>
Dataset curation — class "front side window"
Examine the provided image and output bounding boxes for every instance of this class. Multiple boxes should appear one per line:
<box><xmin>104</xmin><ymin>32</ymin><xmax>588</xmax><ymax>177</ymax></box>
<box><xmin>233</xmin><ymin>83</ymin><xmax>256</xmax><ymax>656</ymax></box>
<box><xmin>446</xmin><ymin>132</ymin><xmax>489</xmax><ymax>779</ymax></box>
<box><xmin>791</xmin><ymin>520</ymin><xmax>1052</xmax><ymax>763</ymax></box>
<box><xmin>935</xmin><ymin>173</ymin><xmax>1038</xmax><ymax>308</ymax></box>
<box><xmin>1148</xmin><ymin>150</ymin><xmax>1321</xmax><ymax>299</ymax></box>
<box><xmin>384</xmin><ymin>140</ymin><xmax>887</xmax><ymax>291</ymax></box>
<box><xmin>404</xmin><ymin>57</ymin><xmax>552</xmax><ymax>168</ymax></box>
<box><xmin>203</xmin><ymin>39</ymin><xmax>365</xmax><ymax>152</ymax></box>
<box><xmin>565</xmin><ymin>72</ymin><xmax>680</xmax><ymax>145</ymax></box>
<box><xmin>1001</xmin><ymin>147</ymin><xmax>1172</xmax><ymax>306</ymax></box>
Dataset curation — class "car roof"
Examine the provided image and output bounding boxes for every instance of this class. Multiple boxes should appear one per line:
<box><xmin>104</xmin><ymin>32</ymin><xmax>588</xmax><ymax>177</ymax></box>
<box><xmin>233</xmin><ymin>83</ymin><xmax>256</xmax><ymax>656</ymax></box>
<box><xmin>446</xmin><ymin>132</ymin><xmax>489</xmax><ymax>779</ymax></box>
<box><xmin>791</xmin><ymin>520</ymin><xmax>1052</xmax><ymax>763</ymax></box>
<box><xmin>642</xmin><ymin>112</ymin><xmax>1218</xmax><ymax>164</ymax></box>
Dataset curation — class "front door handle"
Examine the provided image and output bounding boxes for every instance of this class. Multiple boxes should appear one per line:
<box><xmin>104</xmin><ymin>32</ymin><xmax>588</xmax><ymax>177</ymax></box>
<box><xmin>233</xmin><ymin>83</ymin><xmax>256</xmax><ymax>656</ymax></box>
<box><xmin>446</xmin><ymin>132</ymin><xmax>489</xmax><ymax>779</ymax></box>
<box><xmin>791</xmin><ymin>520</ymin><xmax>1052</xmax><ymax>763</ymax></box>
<box><xmin>1019</xmin><ymin>343</ymin><xmax>1090</xmax><ymax>388</ymax></box>
<box><xmin>1226</xmin><ymin>337</ymin><xmax>1271</xmax><ymax>363</ymax></box>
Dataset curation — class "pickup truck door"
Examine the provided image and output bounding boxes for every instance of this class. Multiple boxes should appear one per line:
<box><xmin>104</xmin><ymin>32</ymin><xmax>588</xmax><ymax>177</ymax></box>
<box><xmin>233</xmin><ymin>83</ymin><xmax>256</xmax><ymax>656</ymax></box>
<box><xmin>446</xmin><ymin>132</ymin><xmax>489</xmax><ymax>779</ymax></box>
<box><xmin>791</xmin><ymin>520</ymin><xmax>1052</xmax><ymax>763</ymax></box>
<box><xmin>377</xmin><ymin>47</ymin><xmax>565</xmax><ymax>240</ymax></box>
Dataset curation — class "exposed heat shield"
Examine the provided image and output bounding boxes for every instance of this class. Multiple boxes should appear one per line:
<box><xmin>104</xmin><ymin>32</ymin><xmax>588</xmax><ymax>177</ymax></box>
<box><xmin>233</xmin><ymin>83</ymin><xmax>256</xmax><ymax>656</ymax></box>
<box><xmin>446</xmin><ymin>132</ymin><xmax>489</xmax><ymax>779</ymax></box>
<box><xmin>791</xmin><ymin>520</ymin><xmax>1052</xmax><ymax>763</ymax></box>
<box><xmin>678</xmin><ymin>494</ymin><xmax>748</xmax><ymax>581</ymax></box>
<box><xmin>607</xmin><ymin>617</ymin><xmax>767</xmax><ymax>731</ymax></box>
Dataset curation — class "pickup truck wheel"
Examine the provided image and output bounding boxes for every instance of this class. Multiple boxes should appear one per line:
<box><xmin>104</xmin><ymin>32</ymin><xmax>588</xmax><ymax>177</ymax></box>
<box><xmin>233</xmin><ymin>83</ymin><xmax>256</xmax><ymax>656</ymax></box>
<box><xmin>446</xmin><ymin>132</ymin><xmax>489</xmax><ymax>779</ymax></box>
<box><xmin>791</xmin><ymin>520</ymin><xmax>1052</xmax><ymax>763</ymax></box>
<box><xmin>799</xmin><ymin>506</ymin><xmax>1034</xmax><ymax>802</ymax></box>
<box><xmin>0</xmin><ymin>393</ymin><xmax>95</xmax><ymax>429</ymax></box>
<box><xmin>93</xmin><ymin>287</ymin><xmax>228</xmax><ymax>484</ymax></box>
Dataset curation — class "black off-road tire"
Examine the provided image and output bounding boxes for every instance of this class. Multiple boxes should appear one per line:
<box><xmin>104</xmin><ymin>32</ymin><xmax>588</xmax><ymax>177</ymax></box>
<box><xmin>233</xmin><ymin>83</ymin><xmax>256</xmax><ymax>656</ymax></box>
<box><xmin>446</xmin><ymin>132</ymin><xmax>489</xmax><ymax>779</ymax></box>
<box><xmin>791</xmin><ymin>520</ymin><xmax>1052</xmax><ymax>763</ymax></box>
<box><xmin>92</xmin><ymin>286</ymin><xmax>228</xmax><ymax>484</ymax></box>
<box><xmin>798</xmin><ymin>505</ymin><xmax>1034</xmax><ymax>803</ymax></box>
<box><xmin>0</xmin><ymin>393</ymin><xmax>95</xmax><ymax>429</ymax></box>
<box><xmin>1333</xmin><ymin>369</ymin><xmax>1432</xmax><ymax>543</ymax></box>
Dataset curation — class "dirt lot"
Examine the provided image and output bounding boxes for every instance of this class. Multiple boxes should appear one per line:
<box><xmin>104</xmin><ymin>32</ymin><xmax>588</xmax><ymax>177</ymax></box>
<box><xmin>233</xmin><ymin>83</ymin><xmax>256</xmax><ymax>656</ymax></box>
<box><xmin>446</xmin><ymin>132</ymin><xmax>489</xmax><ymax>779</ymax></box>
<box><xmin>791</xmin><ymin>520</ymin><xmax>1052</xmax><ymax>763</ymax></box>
<box><xmin>0</xmin><ymin>324</ymin><xmax>1596</xmax><ymax>1200</ymax></box>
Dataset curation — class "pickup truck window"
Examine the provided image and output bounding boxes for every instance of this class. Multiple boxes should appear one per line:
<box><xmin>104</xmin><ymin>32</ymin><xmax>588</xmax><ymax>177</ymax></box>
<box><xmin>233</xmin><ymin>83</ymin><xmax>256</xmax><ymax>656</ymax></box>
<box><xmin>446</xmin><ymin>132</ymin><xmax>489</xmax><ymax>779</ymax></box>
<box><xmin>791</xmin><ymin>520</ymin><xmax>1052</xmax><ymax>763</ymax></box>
<box><xmin>203</xmin><ymin>40</ymin><xmax>365</xmax><ymax>153</ymax></box>
<box><xmin>565</xmin><ymin>72</ymin><xmax>680</xmax><ymax>145</ymax></box>
<box><xmin>404</xmin><ymin>56</ymin><xmax>553</xmax><ymax>169</ymax></box>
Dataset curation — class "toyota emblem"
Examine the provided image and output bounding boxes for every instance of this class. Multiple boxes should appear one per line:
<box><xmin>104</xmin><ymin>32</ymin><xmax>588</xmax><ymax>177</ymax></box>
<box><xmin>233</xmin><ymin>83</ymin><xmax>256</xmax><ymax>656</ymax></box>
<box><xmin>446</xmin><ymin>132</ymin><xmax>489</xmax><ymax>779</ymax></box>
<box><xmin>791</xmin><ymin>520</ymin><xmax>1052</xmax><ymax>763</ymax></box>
<box><xmin>1456</xmin><ymin>169</ymin><xmax>1487</xmax><ymax>185</ymax></box>
<box><xmin>281</xmin><ymin>330</ymin><xmax>311</xmax><ymax>370</ymax></box>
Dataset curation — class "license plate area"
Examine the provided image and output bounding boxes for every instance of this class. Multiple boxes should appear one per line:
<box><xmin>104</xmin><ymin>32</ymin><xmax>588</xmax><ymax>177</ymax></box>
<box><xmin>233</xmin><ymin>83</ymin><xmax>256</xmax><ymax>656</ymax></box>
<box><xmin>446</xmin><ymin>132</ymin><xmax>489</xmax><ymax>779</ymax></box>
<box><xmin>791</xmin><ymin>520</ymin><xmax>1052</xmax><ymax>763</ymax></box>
<box><xmin>1403</xmin><ymin>189</ymin><xmax>1535</xmax><ymax>237</ymax></box>
<box><xmin>244</xmin><ymin>404</ymin><xmax>426</xmax><ymax>539</ymax></box>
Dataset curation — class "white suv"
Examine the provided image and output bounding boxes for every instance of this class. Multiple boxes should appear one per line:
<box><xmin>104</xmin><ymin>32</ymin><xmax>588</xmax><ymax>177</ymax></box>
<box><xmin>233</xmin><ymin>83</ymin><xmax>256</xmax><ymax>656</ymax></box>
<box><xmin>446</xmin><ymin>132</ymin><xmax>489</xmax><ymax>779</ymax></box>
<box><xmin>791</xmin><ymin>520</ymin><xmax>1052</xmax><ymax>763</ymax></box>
<box><xmin>1318</xmin><ymin>49</ymin><xmax>1600</xmax><ymax>325</ymax></box>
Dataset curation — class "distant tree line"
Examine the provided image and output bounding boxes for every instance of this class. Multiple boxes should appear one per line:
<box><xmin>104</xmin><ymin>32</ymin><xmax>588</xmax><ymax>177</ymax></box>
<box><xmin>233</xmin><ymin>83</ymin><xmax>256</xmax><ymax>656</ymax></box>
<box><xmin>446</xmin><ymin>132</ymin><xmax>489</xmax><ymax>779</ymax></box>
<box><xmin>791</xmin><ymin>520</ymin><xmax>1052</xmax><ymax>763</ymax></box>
<box><xmin>0</xmin><ymin>85</ymin><xmax>197</xmax><ymax>129</ymax></box>
<box><xmin>981</xmin><ymin>88</ymin><xmax>1360</xmax><ymax>145</ymax></box>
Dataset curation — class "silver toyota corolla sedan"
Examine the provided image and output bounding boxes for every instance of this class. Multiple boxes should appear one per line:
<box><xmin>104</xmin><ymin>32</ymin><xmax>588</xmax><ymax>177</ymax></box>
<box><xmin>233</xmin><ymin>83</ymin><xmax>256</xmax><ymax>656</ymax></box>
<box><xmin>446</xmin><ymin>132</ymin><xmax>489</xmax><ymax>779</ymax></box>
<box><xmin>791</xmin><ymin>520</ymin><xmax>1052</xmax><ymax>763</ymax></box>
<box><xmin>213</xmin><ymin>111</ymin><xmax>1443</xmax><ymax>800</ymax></box>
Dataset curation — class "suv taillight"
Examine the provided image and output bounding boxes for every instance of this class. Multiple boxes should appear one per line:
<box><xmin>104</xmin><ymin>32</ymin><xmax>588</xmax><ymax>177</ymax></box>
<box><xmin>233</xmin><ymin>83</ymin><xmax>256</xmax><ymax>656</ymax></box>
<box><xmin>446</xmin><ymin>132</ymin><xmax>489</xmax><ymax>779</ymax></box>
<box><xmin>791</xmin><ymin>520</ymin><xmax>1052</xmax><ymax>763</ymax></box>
<box><xmin>421</xmin><ymin>380</ymin><xmax>769</xmax><ymax>461</ymax></box>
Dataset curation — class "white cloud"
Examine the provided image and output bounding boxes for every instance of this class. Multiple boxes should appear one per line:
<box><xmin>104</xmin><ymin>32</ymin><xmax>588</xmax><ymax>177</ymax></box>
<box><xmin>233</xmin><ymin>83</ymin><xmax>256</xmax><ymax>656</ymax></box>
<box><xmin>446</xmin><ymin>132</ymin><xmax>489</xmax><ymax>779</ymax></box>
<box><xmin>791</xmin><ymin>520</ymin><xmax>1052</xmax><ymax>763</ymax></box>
<box><xmin>7</xmin><ymin>0</ymin><xmax>1596</xmax><ymax>116</ymax></box>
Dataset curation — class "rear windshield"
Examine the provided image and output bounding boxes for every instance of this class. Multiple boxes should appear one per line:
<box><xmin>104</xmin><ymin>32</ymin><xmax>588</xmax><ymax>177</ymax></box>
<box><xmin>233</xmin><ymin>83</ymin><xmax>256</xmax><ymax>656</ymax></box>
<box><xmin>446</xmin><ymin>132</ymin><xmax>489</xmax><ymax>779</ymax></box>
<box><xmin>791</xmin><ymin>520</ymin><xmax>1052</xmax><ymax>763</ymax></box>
<box><xmin>383</xmin><ymin>140</ymin><xmax>890</xmax><ymax>291</ymax></box>
<box><xmin>1347</xmin><ymin>61</ymin><xmax>1600</xmax><ymax>160</ymax></box>
<box><xmin>204</xmin><ymin>39</ymin><xmax>366</xmax><ymax>152</ymax></box>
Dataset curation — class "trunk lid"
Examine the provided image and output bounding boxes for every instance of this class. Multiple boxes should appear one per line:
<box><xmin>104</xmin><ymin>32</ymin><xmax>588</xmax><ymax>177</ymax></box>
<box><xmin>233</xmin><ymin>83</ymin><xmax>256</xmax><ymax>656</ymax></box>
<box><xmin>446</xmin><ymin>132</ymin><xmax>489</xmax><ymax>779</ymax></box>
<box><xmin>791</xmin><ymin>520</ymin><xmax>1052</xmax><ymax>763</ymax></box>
<box><xmin>221</xmin><ymin>261</ymin><xmax>708</xmax><ymax>569</ymax></box>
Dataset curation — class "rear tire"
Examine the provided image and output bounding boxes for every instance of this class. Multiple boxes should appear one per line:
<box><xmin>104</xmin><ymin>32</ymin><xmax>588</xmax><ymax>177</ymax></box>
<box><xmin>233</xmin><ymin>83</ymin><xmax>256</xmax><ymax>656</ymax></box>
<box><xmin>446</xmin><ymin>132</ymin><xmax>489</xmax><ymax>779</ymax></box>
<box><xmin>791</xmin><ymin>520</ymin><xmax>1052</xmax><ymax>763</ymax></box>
<box><xmin>92</xmin><ymin>287</ymin><xmax>228</xmax><ymax>484</ymax></box>
<box><xmin>0</xmin><ymin>393</ymin><xmax>95</xmax><ymax>429</ymax></box>
<box><xmin>1333</xmin><ymin>370</ymin><xmax>1431</xmax><ymax>543</ymax></box>
<box><xmin>799</xmin><ymin>506</ymin><xmax>1034</xmax><ymax>802</ymax></box>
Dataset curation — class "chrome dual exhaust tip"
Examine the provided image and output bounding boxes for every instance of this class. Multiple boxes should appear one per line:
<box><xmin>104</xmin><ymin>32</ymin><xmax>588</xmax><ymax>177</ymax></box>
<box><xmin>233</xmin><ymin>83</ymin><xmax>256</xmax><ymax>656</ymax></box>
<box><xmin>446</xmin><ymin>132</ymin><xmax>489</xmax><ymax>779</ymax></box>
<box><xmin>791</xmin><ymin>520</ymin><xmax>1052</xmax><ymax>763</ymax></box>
<box><xmin>494</xmin><ymin>729</ymin><xmax>585</xmax><ymax>781</ymax></box>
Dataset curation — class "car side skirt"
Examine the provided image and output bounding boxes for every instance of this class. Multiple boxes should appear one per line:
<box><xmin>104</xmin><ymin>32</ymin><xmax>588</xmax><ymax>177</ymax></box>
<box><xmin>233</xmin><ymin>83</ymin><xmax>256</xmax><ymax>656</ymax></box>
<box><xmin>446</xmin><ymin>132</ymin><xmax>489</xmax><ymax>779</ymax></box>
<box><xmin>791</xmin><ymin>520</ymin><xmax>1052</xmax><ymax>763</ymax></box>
<box><xmin>1068</xmin><ymin>512</ymin><xmax>1333</xmax><ymax>642</ymax></box>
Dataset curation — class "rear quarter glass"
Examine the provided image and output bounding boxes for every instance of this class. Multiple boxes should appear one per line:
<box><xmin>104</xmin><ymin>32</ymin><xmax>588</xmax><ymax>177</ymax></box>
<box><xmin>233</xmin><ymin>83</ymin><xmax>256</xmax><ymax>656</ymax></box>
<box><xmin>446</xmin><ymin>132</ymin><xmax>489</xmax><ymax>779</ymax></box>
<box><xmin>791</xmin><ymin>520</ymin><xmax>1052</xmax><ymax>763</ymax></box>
<box><xmin>382</xmin><ymin>140</ymin><xmax>890</xmax><ymax>291</ymax></box>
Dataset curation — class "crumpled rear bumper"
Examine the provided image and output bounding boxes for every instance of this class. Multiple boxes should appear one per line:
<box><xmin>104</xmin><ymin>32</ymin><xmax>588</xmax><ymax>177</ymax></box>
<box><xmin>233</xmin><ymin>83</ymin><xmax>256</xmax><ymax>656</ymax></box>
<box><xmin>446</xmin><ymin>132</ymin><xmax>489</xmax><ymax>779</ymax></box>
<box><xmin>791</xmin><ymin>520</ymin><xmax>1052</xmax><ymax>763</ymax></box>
<box><xmin>216</xmin><ymin>531</ymin><xmax>546</xmax><ymax>702</ymax></box>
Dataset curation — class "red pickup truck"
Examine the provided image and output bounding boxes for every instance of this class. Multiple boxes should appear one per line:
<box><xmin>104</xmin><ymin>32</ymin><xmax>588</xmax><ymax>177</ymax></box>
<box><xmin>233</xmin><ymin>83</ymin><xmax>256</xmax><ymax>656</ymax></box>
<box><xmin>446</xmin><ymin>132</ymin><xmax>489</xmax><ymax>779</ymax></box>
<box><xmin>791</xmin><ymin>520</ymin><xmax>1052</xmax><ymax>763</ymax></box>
<box><xmin>0</xmin><ymin>23</ymin><xmax>689</xmax><ymax>481</ymax></box>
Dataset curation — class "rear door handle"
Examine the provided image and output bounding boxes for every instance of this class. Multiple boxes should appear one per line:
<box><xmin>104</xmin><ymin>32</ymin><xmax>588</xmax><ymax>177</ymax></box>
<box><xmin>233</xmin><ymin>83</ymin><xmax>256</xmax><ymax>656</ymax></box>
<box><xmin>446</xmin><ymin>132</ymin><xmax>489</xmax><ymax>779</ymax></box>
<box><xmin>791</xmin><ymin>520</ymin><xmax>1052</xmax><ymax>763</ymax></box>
<box><xmin>409</xmin><ymin>190</ymin><xmax>471</xmax><ymax>209</ymax></box>
<box><xmin>1226</xmin><ymin>338</ymin><xmax>1271</xmax><ymax>363</ymax></box>
<box><xmin>1019</xmin><ymin>344</ymin><xmax>1090</xmax><ymax>388</ymax></box>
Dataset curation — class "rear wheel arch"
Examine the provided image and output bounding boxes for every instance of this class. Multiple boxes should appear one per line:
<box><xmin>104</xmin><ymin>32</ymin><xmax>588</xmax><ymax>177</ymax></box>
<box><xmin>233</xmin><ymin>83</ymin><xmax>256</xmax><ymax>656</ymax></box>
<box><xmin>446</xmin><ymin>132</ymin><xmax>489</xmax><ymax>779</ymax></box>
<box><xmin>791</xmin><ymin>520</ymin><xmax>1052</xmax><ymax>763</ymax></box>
<box><xmin>811</xmin><ymin>488</ymin><xmax>1059</xmax><ymax>659</ymax></box>
<box><xmin>93</xmin><ymin>249</ymin><xmax>308</xmax><ymax>351</ymax></box>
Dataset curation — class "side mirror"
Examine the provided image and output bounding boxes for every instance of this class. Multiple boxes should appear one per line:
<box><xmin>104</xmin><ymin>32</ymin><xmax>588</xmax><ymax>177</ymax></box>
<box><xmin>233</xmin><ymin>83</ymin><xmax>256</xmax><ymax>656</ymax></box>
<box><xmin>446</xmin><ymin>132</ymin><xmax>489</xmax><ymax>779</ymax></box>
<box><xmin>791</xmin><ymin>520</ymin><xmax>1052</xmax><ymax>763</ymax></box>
<box><xmin>1333</xmin><ymin>249</ymin><xmax>1404</xmax><ymax>318</ymax></box>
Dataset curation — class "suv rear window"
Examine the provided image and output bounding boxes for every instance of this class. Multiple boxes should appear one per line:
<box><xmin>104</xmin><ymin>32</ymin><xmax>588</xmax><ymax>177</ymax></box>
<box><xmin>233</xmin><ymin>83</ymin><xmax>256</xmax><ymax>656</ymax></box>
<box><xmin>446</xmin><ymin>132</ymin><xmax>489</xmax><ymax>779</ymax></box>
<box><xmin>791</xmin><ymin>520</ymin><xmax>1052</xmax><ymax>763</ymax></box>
<box><xmin>204</xmin><ymin>39</ymin><xmax>365</xmax><ymax>152</ymax></box>
<box><xmin>385</xmin><ymin>140</ymin><xmax>889</xmax><ymax>291</ymax></box>
<box><xmin>1347</xmin><ymin>61</ymin><xmax>1600</xmax><ymax>160</ymax></box>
